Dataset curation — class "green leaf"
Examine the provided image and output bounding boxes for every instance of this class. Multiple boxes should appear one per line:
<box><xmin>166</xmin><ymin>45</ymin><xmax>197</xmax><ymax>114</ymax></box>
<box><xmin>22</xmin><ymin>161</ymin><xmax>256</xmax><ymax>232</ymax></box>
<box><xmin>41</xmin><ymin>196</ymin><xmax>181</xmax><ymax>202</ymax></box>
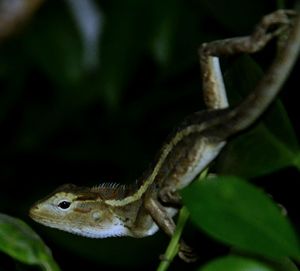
<box><xmin>215</xmin><ymin>56</ymin><xmax>299</xmax><ymax>178</ymax></box>
<box><xmin>182</xmin><ymin>176</ymin><xmax>300</xmax><ymax>260</ymax></box>
<box><xmin>293</xmin><ymin>153</ymin><xmax>300</xmax><ymax>171</ymax></box>
<box><xmin>201</xmin><ymin>255</ymin><xmax>300</xmax><ymax>271</ymax></box>
<box><xmin>0</xmin><ymin>213</ymin><xmax>60</xmax><ymax>271</ymax></box>
<box><xmin>216</xmin><ymin>121</ymin><xmax>299</xmax><ymax>177</ymax></box>
<box><xmin>273</xmin><ymin>257</ymin><xmax>300</xmax><ymax>271</ymax></box>
<box><xmin>199</xmin><ymin>256</ymin><xmax>274</xmax><ymax>271</ymax></box>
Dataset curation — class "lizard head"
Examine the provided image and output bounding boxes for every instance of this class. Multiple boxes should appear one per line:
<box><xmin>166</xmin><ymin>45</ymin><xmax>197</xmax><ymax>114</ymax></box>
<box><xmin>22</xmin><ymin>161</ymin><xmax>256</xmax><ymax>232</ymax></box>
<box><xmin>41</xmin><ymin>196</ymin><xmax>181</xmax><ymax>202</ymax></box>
<box><xmin>29</xmin><ymin>184</ymin><xmax>131</xmax><ymax>238</ymax></box>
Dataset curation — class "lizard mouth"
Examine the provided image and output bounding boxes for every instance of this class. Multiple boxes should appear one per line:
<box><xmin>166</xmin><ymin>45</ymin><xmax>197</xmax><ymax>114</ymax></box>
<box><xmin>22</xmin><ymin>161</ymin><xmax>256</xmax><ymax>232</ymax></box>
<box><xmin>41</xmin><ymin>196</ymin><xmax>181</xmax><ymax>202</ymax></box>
<box><xmin>29</xmin><ymin>209</ymin><xmax>69</xmax><ymax>231</ymax></box>
<box><xmin>29</xmin><ymin>208</ymin><xmax>51</xmax><ymax>224</ymax></box>
<box><xmin>28</xmin><ymin>206</ymin><xmax>57</xmax><ymax>226</ymax></box>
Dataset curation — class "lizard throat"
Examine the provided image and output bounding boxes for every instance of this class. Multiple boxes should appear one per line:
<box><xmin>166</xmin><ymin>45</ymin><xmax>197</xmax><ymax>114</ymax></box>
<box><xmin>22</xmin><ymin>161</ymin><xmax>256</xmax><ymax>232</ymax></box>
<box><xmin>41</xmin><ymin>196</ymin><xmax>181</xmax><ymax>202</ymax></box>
<box><xmin>31</xmin><ymin>213</ymin><xmax>130</xmax><ymax>238</ymax></box>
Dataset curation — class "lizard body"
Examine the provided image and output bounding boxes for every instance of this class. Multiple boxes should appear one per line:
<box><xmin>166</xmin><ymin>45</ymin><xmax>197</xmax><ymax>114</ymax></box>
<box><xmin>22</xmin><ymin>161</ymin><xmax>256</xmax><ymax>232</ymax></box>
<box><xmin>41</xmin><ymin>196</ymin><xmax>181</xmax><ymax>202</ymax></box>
<box><xmin>29</xmin><ymin>10</ymin><xmax>300</xmax><ymax>260</ymax></box>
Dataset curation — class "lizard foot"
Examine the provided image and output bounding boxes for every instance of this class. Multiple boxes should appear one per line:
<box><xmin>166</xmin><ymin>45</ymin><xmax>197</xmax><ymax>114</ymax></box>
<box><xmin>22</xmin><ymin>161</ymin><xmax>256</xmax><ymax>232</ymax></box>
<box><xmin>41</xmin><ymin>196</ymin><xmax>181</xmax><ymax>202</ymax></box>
<box><xmin>178</xmin><ymin>240</ymin><xmax>198</xmax><ymax>263</ymax></box>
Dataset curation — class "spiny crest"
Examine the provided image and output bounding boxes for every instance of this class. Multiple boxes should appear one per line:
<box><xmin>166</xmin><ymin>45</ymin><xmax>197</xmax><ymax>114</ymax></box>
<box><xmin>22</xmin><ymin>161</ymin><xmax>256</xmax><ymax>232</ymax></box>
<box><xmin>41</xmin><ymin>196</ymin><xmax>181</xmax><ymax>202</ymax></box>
<box><xmin>91</xmin><ymin>182</ymin><xmax>126</xmax><ymax>191</ymax></box>
<box><xmin>49</xmin><ymin>181</ymin><xmax>141</xmax><ymax>201</ymax></box>
<box><xmin>91</xmin><ymin>181</ymin><xmax>139</xmax><ymax>200</ymax></box>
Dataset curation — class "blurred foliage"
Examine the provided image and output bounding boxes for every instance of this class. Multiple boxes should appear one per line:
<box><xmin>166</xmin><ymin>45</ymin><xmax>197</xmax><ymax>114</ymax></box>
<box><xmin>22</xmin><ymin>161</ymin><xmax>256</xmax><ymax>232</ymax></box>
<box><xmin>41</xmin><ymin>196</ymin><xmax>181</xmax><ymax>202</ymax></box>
<box><xmin>198</xmin><ymin>255</ymin><xmax>300</xmax><ymax>271</ymax></box>
<box><xmin>0</xmin><ymin>0</ymin><xmax>300</xmax><ymax>270</ymax></box>
<box><xmin>199</xmin><ymin>256</ymin><xmax>275</xmax><ymax>271</ymax></box>
<box><xmin>0</xmin><ymin>213</ymin><xmax>60</xmax><ymax>271</ymax></box>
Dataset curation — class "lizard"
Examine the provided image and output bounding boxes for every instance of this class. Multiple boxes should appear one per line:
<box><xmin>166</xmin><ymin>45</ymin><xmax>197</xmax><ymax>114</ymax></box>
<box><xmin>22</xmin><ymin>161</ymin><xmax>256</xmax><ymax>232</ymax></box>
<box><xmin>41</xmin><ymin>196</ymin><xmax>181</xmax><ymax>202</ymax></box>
<box><xmin>29</xmin><ymin>10</ymin><xmax>300</xmax><ymax>261</ymax></box>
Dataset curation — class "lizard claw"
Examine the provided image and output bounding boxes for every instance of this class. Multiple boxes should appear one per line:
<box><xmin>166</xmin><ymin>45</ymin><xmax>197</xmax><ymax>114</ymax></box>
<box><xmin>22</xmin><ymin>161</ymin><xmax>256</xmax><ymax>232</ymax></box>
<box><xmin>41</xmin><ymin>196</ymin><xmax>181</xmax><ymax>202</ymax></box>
<box><xmin>178</xmin><ymin>241</ymin><xmax>198</xmax><ymax>263</ymax></box>
<box><xmin>159</xmin><ymin>187</ymin><xmax>182</xmax><ymax>205</ymax></box>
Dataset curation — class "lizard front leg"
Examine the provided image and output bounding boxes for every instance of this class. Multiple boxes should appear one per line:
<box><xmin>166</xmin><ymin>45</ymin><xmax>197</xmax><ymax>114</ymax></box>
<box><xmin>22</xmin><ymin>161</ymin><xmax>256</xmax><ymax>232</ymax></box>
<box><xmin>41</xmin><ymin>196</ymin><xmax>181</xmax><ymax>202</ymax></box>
<box><xmin>144</xmin><ymin>191</ymin><xmax>197</xmax><ymax>262</ymax></box>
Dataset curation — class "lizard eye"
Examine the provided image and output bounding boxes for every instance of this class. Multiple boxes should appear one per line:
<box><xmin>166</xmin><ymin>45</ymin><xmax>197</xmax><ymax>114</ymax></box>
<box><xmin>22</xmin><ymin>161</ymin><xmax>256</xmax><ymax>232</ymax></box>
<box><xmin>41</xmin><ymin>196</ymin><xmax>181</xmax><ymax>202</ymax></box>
<box><xmin>58</xmin><ymin>200</ymin><xmax>71</xmax><ymax>210</ymax></box>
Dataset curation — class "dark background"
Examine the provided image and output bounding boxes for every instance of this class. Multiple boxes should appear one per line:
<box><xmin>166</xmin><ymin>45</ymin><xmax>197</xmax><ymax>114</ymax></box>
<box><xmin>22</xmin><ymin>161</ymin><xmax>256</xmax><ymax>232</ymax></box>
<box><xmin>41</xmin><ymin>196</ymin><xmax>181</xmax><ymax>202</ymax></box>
<box><xmin>0</xmin><ymin>0</ymin><xmax>300</xmax><ymax>270</ymax></box>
